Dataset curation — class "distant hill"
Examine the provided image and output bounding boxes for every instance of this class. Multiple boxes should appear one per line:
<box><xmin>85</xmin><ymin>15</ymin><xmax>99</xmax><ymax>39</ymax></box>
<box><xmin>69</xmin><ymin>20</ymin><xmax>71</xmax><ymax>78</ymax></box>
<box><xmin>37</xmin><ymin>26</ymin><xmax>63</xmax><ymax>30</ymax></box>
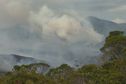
<box><xmin>11</xmin><ymin>54</ymin><xmax>40</xmax><ymax>63</ymax></box>
<box><xmin>88</xmin><ymin>16</ymin><xmax>126</xmax><ymax>36</ymax></box>
<box><xmin>0</xmin><ymin>54</ymin><xmax>46</xmax><ymax>72</ymax></box>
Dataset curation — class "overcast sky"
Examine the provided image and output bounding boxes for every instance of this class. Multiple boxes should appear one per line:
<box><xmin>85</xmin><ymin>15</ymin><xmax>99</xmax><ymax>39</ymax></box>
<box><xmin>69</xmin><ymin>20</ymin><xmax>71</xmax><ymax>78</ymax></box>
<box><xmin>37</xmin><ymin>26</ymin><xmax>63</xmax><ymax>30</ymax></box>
<box><xmin>1</xmin><ymin>0</ymin><xmax>126</xmax><ymax>24</ymax></box>
<box><xmin>29</xmin><ymin>0</ymin><xmax>126</xmax><ymax>20</ymax></box>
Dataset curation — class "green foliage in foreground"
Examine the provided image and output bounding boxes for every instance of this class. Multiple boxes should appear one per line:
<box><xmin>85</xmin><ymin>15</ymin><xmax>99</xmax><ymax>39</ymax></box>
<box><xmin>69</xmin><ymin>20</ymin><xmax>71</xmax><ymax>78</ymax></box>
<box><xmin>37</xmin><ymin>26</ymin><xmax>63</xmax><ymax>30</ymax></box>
<box><xmin>101</xmin><ymin>31</ymin><xmax>126</xmax><ymax>60</ymax></box>
<box><xmin>0</xmin><ymin>59</ymin><xmax>126</xmax><ymax>84</ymax></box>
<box><xmin>0</xmin><ymin>31</ymin><xmax>126</xmax><ymax>84</ymax></box>
<box><xmin>0</xmin><ymin>69</ymin><xmax>56</xmax><ymax>84</ymax></box>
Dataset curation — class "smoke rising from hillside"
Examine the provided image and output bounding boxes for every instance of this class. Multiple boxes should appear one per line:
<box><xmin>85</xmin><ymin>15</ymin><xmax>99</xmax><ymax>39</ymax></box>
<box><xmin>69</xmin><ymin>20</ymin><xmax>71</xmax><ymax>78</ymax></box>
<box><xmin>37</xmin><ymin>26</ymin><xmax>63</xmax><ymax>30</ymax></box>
<box><xmin>30</xmin><ymin>6</ymin><xmax>103</xmax><ymax>42</ymax></box>
<box><xmin>0</xmin><ymin>0</ymin><xmax>105</xmax><ymax>71</ymax></box>
<box><xmin>28</xmin><ymin>6</ymin><xmax>104</xmax><ymax>67</ymax></box>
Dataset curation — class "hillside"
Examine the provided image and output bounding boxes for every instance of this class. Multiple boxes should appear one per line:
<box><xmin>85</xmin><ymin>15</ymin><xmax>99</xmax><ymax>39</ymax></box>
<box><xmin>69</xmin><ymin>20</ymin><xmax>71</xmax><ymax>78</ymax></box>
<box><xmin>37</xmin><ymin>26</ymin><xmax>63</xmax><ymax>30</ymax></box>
<box><xmin>0</xmin><ymin>31</ymin><xmax>126</xmax><ymax>84</ymax></box>
<box><xmin>88</xmin><ymin>16</ymin><xmax>126</xmax><ymax>36</ymax></box>
<box><xmin>0</xmin><ymin>54</ymin><xmax>45</xmax><ymax>72</ymax></box>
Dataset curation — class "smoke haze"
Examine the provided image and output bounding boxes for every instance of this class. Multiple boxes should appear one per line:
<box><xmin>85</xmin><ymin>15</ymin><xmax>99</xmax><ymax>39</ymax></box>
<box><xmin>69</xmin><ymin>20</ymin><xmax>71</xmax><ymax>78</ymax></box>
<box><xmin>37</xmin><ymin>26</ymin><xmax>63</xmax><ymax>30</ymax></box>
<box><xmin>0</xmin><ymin>0</ymin><xmax>125</xmax><ymax>71</ymax></box>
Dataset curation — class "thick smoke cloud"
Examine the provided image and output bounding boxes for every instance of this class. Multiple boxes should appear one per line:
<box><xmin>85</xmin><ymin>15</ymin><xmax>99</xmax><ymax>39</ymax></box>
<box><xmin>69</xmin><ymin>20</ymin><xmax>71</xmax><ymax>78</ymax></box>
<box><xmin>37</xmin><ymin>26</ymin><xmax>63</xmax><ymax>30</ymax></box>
<box><xmin>0</xmin><ymin>0</ymin><xmax>30</xmax><ymax>26</ymax></box>
<box><xmin>0</xmin><ymin>0</ymin><xmax>105</xmax><ymax>71</ymax></box>
<box><xmin>30</xmin><ymin>6</ymin><xmax>103</xmax><ymax>42</ymax></box>
<box><xmin>29</xmin><ymin>6</ymin><xmax>104</xmax><ymax>66</ymax></box>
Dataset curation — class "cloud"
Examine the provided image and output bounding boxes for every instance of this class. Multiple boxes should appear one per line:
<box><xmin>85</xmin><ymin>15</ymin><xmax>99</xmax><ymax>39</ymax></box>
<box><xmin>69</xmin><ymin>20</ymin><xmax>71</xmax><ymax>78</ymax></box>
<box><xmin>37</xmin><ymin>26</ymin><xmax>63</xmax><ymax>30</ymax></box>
<box><xmin>0</xmin><ymin>2</ymin><xmax>104</xmax><ymax>70</ymax></box>
<box><xmin>0</xmin><ymin>0</ymin><xmax>30</xmax><ymax>28</ymax></box>
<box><xmin>112</xmin><ymin>18</ymin><xmax>126</xmax><ymax>24</ymax></box>
<box><xmin>30</xmin><ymin>6</ymin><xmax>103</xmax><ymax>42</ymax></box>
<box><xmin>28</xmin><ymin>6</ymin><xmax>104</xmax><ymax>66</ymax></box>
<box><xmin>0</xmin><ymin>0</ymin><xmax>107</xmax><ymax>71</ymax></box>
<box><xmin>109</xmin><ymin>5</ymin><xmax>126</xmax><ymax>12</ymax></box>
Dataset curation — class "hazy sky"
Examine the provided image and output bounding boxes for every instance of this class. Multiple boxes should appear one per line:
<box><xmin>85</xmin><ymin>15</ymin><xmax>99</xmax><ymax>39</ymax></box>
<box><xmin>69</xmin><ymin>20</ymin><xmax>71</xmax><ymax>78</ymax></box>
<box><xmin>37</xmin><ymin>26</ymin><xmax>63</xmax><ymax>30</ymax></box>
<box><xmin>30</xmin><ymin>0</ymin><xmax>126</xmax><ymax>20</ymax></box>
<box><xmin>0</xmin><ymin>0</ymin><xmax>126</xmax><ymax>68</ymax></box>
<box><xmin>1</xmin><ymin>0</ymin><xmax>126</xmax><ymax>20</ymax></box>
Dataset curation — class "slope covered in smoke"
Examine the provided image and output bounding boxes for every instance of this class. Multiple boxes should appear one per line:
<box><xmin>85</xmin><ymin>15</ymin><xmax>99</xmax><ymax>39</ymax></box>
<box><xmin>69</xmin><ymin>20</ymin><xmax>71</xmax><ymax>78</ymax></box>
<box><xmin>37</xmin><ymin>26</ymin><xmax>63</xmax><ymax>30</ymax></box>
<box><xmin>0</xmin><ymin>0</ymin><xmax>125</xmax><ymax>73</ymax></box>
<box><xmin>88</xmin><ymin>16</ymin><xmax>126</xmax><ymax>36</ymax></box>
<box><xmin>0</xmin><ymin>54</ymin><xmax>44</xmax><ymax>72</ymax></box>
<box><xmin>1</xmin><ymin>3</ymin><xmax>126</xmax><ymax>72</ymax></box>
<box><xmin>0</xmin><ymin>4</ymin><xmax>104</xmax><ymax>71</ymax></box>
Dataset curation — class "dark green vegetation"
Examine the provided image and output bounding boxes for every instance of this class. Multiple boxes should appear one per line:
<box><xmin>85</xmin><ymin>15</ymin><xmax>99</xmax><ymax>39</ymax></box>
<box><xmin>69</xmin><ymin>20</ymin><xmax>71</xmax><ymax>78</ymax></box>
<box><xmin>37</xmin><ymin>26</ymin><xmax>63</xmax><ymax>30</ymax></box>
<box><xmin>0</xmin><ymin>31</ymin><xmax>126</xmax><ymax>84</ymax></box>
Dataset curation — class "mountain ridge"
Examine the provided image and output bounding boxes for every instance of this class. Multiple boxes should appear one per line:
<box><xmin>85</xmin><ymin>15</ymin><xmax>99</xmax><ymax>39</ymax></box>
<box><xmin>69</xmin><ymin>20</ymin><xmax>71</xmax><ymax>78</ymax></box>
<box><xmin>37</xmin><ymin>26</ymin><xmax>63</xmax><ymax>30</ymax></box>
<box><xmin>88</xmin><ymin>16</ymin><xmax>126</xmax><ymax>36</ymax></box>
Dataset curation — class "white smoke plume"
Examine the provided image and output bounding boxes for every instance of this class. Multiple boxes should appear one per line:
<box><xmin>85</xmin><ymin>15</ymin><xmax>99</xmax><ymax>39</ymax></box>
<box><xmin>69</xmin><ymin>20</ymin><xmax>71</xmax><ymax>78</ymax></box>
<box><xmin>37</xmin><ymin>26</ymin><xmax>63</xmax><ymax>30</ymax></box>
<box><xmin>30</xmin><ymin>6</ymin><xmax>103</xmax><ymax>43</ymax></box>
<box><xmin>0</xmin><ymin>0</ymin><xmax>104</xmax><ymax>71</ymax></box>
<box><xmin>28</xmin><ymin>6</ymin><xmax>104</xmax><ymax>66</ymax></box>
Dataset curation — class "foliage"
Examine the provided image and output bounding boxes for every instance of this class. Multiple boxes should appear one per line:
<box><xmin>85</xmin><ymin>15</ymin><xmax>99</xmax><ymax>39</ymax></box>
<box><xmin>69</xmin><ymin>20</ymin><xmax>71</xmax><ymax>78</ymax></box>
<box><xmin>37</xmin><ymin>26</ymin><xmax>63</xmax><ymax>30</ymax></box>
<box><xmin>47</xmin><ymin>64</ymin><xmax>74</xmax><ymax>83</ymax></box>
<box><xmin>101</xmin><ymin>31</ymin><xmax>126</xmax><ymax>60</ymax></box>
<box><xmin>0</xmin><ymin>69</ymin><xmax>56</xmax><ymax>84</ymax></box>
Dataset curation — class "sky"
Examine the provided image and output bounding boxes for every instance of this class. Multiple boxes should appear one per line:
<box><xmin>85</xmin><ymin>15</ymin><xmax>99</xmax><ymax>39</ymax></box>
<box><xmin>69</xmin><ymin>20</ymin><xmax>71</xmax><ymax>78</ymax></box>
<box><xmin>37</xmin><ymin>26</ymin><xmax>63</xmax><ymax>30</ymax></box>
<box><xmin>30</xmin><ymin>0</ymin><xmax>126</xmax><ymax>20</ymax></box>
<box><xmin>0</xmin><ymin>0</ymin><xmax>126</xmax><ymax>69</ymax></box>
